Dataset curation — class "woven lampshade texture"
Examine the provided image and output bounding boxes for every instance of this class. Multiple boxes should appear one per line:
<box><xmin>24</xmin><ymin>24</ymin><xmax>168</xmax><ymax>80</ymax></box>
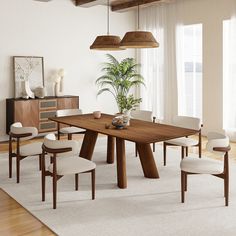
<box><xmin>120</xmin><ymin>31</ymin><xmax>159</xmax><ymax>48</ymax></box>
<box><xmin>90</xmin><ymin>35</ymin><xmax>125</xmax><ymax>50</ymax></box>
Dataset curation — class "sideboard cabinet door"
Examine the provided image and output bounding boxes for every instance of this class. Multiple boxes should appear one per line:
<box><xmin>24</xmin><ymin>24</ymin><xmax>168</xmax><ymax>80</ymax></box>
<box><xmin>57</xmin><ymin>97</ymin><xmax>79</xmax><ymax>110</ymax></box>
<box><xmin>15</xmin><ymin>100</ymin><xmax>39</xmax><ymax>129</ymax></box>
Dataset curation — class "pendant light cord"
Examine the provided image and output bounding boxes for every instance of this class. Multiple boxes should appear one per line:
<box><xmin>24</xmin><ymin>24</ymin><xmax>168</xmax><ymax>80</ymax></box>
<box><xmin>107</xmin><ymin>0</ymin><xmax>110</xmax><ymax>35</ymax></box>
<box><xmin>138</xmin><ymin>4</ymin><xmax>140</xmax><ymax>30</ymax></box>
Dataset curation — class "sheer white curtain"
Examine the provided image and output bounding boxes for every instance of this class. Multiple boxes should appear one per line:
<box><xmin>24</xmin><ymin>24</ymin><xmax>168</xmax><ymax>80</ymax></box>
<box><xmin>138</xmin><ymin>2</ymin><xmax>184</xmax><ymax>123</ymax></box>
<box><xmin>223</xmin><ymin>16</ymin><xmax>236</xmax><ymax>140</ymax></box>
<box><xmin>176</xmin><ymin>24</ymin><xmax>203</xmax><ymax>120</ymax></box>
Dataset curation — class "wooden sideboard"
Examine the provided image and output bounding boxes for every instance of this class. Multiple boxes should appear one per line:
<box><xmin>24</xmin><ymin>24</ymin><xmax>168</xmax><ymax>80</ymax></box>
<box><xmin>6</xmin><ymin>96</ymin><xmax>79</xmax><ymax>134</ymax></box>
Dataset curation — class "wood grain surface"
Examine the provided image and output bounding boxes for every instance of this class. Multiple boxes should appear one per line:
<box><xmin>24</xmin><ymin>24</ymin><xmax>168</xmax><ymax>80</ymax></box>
<box><xmin>50</xmin><ymin>113</ymin><xmax>198</xmax><ymax>144</ymax></box>
<box><xmin>0</xmin><ymin>188</ymin><xmax>55</xmax><ymax>236</ymax></box>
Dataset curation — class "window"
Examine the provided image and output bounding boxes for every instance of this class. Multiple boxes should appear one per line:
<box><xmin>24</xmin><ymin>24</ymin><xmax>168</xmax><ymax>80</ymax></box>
<box><xmin>223</xmin><ymin>19</ymin><xmax>236</xmax><ymax>133</ymax></box>
<box><xmin>177</xmin><ymin>24</ymin><xmax>203</xmax><ymax>119</ymax></box>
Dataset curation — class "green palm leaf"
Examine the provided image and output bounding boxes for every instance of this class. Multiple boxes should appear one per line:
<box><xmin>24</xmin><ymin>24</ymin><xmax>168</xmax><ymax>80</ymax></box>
<box><xmin>95</xmin><ymin>54</ymin><xmax>145</xmax><ymax>113</ymax></box>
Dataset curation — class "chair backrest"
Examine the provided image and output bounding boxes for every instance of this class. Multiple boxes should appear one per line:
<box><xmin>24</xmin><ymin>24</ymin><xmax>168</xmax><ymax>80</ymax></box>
<box><xmin>131</xmin><ymin>110</ymin><xmax>153</xmax><ymax>122</ymax></box>
<box><xmin>10</xmin><ymin>122</ymin><xmax>38</xmax><ymax>141</ymax></box>
<box><xmin>43</xmin><ymin>133</ymin><xmax>79</xmax><ymax>156</ymax></box>
<box><xmin>56</xmin><ymin>109</ymin><xmax>82</xmax><ymax>117</ymax></box>
<box><xmin>206</xmin><ymin>132</ymin><xmax>230</xmax><ymax>155</ymax></box>
<box><xmin>173</xmin><ymin>116</ymin><xmax>201</xmax><ymax>131</ymax></box>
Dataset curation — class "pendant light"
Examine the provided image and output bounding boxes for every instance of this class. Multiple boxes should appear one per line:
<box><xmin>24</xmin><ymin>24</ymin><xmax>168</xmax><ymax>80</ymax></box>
<box><xmin>90</xmin><ymin>0</ymin><xmax>124</xmax><ymax>50</ymax></box>
<box><xmin>120</xmin><ymin>5</ymin><xmax>159</xmax><ymax>49</ymax></box>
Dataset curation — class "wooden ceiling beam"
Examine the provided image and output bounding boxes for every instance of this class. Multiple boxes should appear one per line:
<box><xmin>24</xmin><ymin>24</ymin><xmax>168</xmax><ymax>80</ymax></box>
<box><xmin>111</xmin><ymin>0</ymin><xmax>162</xmax><ymax>11</ymax></box>
<box><xmin>75</xmin><ymin>0</ymin><xmax>97</xmax><ymax>6</ymax></box>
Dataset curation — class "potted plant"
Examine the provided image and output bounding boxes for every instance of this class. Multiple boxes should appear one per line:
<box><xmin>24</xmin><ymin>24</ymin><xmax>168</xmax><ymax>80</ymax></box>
<box><xmin>96</xmin><ymin>54</ymin><xmax>145</xmax><ymax>114</ymax></box>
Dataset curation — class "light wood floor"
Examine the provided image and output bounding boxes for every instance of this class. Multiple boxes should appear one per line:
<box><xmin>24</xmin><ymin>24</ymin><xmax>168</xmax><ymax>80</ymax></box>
<box><xmin>0</xmin><ymin>189</ymin><xmax>55</xmax><ymax>236</ymax></box>
<box><xmin>0</xmin><ymin>134</ymin><xmax>235</xmax><ymax>235</ymax></box>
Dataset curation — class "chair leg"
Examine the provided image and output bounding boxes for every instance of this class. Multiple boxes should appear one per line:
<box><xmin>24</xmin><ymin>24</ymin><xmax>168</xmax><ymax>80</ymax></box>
<box><xmin>181</xmin><ymin>171</ymin><xmax>185</xmax><ymax>203</ymax></box>
<box><xmin>16</xmin><ymin>156</ymin><xmax>20</xmax><ymax>183</ymax></box>
<box><xmin>224</xmin><ymin>173</ymin><xmax>229</xmax><ymax>206</ymax></box>
<box><xmin>9</xmin><ymin>154</ymin><xmax>12</xmax><ymax>178</ymax></box>
<box><xmin>153</xmin><ymin>142</ymin><xmax>155</xmax><ymax>152</ymax></box>
<box><xmin>75</xmin><ymin>174</ymin><xmax>79</xmax><ymax>191</ymax></box>
<box><xmin>42</xmin><ymin>171</ymin><xmax>45</xmax><ymax>202</ymax></box>
<box><xmin>186</xmin><ymin>147</ymin><xmax>188</xmax><ymax>157</ymax></box>
<box><xmin>91</xmin><ymin>169</ymin><xmax>95</xmax><ymax>200</ymax></box>
<box><xmin>199</xmin><ymin>132</ymin><xmax>202</xmax><ymax>158</ymax></box>
<box><xmin>57</xmin><ymin>122</ymin><xmax>60</xmax><ymax>140</ymax></box>
<box><xmin>163</xmin><ymin>142</ymin><xmax>167</xmax><ymax>166</ymax></box>
<box><xmin>184</xmin><ymin>173</ymin><xmax>187</xmax><ymax>191</ymax></box>
<box><xmin>181</xmin><ymin>147</ymin><xmax>185</xmax><ymax>160</ymax></box>
<box><xmin>39</xmin><ymin>155</ymin><xmax>42</xmax><ymax>171</ymax></box>
<box><xmin>53</xmin><ymin>175</ymin><xmax>57</xmax><ymax>209</ymax></box>
<box><xmin>41</xmin><ymin>151</ymin><xmax>46</xmax><ymax>201</ymax></box>
<box><xmin>135</xmin><ymin>143</ymin><xmax>138</xmax><ymax>157</ymax></box>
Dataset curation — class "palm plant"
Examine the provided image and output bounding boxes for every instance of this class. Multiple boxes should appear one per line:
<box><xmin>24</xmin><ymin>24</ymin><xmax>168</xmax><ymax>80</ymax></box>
<box><xmin>96</xmin><ymin>54</ymin><xmax>145</xmax><ymax>113</ymax></box>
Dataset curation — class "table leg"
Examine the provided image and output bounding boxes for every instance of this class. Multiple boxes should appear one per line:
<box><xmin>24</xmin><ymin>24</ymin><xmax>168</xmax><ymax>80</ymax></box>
<box><xmin>116</xmin><ymin>138</ymin><xmax>127</xmax><ymax>189</ymax></box>
<box><xmin>79</xmin><ymin>130</ymin><xmax>98</xmax><ymax>160</ymax></box>
<box><xmin>107</xmin><ymin>136</ymin><xmax>115</xmax><ymax>164</ymax></box>
<box><xmin>136</xmin><ymin>143</ymin><xmax>159</xmax><ymax>178</ymax></box>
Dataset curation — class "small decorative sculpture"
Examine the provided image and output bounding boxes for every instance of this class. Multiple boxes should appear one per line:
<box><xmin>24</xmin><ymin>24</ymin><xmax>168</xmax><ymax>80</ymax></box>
<box><xmin>21</xmin><ymin>79</ymin><xmax>35</xmax><ymax>99</ymax></box>
<box><xmin>34</xmin><ymin>86</ymin><xmax>46</xmax><ymax>98</ymax></box>
<box><xmin>52</xmin><ymin>68</ymin><xmax>65</xmax><ymax>97</ymax></box>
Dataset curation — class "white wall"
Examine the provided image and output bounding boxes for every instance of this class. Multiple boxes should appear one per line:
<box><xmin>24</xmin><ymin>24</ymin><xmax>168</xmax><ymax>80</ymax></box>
<box><xmin>179</xmin><ymin>0</ymin><xmax>235</xmax><ymax>135</ymax></box>
<box><xmin>0</xmin><ymin>0</ymin><xmax>135</xmax><ymax>140</ymax></box>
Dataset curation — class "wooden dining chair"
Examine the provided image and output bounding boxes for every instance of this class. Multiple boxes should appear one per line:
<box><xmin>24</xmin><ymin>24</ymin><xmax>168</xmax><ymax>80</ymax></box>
<box><xmin>56</xmin><ymin>108</ymin><xmax>85</xmax><ymax>140</ymax></box>
<box><xmin>41</xmin><ymin>133</ymin><xmax>96</xmax><ymax>209</ymax></box>
<box><xmin>9</xmin><ymin>122</ymin><xmax>42</xmax><ymax>183</ymax></box>
<box><xmin>163</xmin><ymin>116</ymin><xmax>202</xmax><ymax>166</ymax></box>
<box><xmin>131</xmin><ymin>110</ymin><xmax>156</xmax><ymax>156</ymax></box>
<box><xmin>180</xmin><ymin>132</ymin><xmax>230</xmax><ymax>206</ymax></box>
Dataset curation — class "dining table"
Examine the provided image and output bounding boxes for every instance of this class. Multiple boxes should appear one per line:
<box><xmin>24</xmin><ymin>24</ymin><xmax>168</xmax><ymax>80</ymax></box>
<box><xmin>50</xmin><ymin>113</ymin><xmax>198</xmax><ymax>189</ymax></box>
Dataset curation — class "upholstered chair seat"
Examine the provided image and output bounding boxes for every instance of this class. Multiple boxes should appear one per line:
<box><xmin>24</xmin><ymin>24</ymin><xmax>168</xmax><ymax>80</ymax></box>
<box><xmin>59</xmin><ymin>126</ymin><xmax>84</xmax><ymax>134</ymax></box>
<box><xmin>166</xmin><ymin>137</ymin><xmax>199</xmax><ymax>147</ymax></box>
<box><xmin>56</xmin><ymin>109</ymin><xmax>85</xmax><ymax>140</ymax></box>
<box><xmin>180</xmin><ymin>132</ymin><xmax>230</xmax><ymax>206</ymax></box>
<box><xmin>180</xmin><ymin>157</ymin><xmax>223</xmax><ymax>174</ymax></box>
<box><xmin>48</xmin><ymin>156</ymin><xmax>96</xmax><ymax>176</ymax></box>
<box><xmin>9</xmin><ymin>122</ymin><xmax>42</xmax><ymax>183</ymax></box>
<box><xmin>42</xmin><ymin>133</ymin><xmax>96</xmax><ymax>209</ymax></box>
<box><xmin>20</xmin><ymin>142</ymin><xmax>43</xmax><ymax>156</ymax></box>
<box><xmin>163</xmin><ymin>116</ymin><xmax>202</xmax><ymax>166</ymax></box>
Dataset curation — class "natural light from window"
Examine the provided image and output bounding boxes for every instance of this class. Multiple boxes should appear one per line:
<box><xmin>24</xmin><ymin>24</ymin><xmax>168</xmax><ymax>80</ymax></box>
<box><xmin>177</xmin><ymin>24</ymin><xmax>202</xmax><ymax>120</ymax></box>
<box><xmin>223</xmin><ymin>19</ymin><xmax>236</xmax><ymax>133</ymax></box>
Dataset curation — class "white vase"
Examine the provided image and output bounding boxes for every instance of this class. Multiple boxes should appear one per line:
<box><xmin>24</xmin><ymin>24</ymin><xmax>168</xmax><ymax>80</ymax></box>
<box><xmin>55</xmin><ymin>82</ymin><xmax>64</xmax><ymax>97</ymax></box>
<box><xmin>22</xmin><ymin>80</ymin><xmax>35</xmax><ymax>99</ymax></box>
<box><xmin>123</xmin><ymin>110</ymin><xmax>131</xmax><ymax>126</ymax></box>
<box><xmin>60</xmin><ymin>77</ymin><xmax>64</xmax><ymax>94</ymax></box>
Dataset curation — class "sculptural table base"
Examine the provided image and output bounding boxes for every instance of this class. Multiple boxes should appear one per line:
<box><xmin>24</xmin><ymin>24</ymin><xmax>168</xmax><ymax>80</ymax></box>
<box><xmin>80</xmin><ymin>131</ymin><xmax>159</xmax><ymax>189</ymax></box>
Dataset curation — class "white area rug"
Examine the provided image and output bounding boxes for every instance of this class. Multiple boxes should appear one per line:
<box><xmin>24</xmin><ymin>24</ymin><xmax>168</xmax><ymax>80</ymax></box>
<box><xmin>0</xmin><ymin>137</ymin><xmax>236</xmax><ymax>236</ymax></box>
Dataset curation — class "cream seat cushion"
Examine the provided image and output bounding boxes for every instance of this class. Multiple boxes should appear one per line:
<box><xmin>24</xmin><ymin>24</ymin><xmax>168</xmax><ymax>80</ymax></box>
<box><xmin>165</xmin><ymin>137</ymin><xmax>198</xmax><ymax>147</ymax></box>
<box><xmin>48</xmin><ymin>156</ymin><xmax>96</xmax><ymax>175</ymax></box>
<box><xmin>20</xmin><ymin>142</ymin><xmax>43</xmax><ymax>156</ymax></box>
<box><xmin>60</xmin><ymin>127</ymin><xmax>85</xmax><ymax>134</ymax></box>
<box><xmin>180</xmin><ymin>156</ymin><xmax>223</xmax><ymax>174</ymax></box>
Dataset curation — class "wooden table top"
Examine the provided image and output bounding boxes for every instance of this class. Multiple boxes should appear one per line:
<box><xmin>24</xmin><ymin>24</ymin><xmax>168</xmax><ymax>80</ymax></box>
<box><xmin>50</xmin><ymin>113</ymin><xmax>198</xmax><ymax>144</ymax></box>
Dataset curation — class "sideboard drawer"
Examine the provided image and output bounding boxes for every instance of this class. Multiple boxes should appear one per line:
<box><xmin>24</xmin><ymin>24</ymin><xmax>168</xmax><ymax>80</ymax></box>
<box><xmin>39</xmin><ymin>99</ymin><xmax>57</xmax><ymax>110</ymax></box>
<box><xmin>39</xmin><ymin>110</ymin><xmax>56</xmax><ymax>121</ymax></box>
<box><xmin>39</xmin><ymin>121</ymin><xmax>57</xmax><ymax>132</ymax></box>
